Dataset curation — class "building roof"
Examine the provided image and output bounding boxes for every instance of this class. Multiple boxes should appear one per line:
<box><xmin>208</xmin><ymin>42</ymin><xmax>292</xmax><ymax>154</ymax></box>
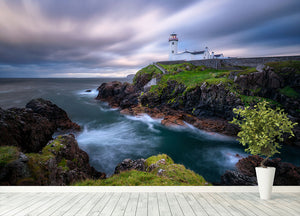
<box><xmin>181</xmin><ymin>50</ymin><xmax>205</xmax><ymax>55</ymax></box>
<box><xmin>214</xmin><ymin>54</ymin><xmax>223</xmax><ymax>57</ymax></box>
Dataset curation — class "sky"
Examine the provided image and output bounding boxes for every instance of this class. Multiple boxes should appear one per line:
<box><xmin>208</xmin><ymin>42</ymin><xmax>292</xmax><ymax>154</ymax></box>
<box><xmin>0</xmin><ymin>0</ymin><xmax>299</xmax><ymax>78</ymax></box>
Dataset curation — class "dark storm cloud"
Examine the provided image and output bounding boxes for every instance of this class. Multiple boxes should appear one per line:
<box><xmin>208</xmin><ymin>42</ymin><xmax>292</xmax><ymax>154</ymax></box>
<box><xmin>0</xmin><ymin>0</ymin><xmax>299</xmax><ymax>77</ymax></box>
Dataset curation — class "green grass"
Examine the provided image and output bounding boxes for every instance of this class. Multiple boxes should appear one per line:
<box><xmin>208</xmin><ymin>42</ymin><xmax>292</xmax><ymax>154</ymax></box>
<box><xmin>133</xmin><ymin>65</ymin><xmax>162</xmax><ymax>85</ymax></box>
<box><xmin>145</xmin><ymin>154</ymin><xmax>174</xmax><ymax>167</ymax></box>
<box><xmin>0</xmin><ymin>146</ymin><xmax>19</xmax><ymax>167</ymax></box>
<box><xmin>149</xmin><ymin>64</ymin><xmax>231</xmax><ymax>96</ymax></box>
<box><xmin>74</xmin><ymin>154</ymin><xmax>211</xmax><ymax>186</ymax></box>
<box><xmin>279</xmin><ymin>86</ymin><xmax>299</xmax><ymax>98</ymax></box>
<box><xmin>236</xmin><ymin>67</ymin><xmax>257</xmax><ymax>76</ymax></box>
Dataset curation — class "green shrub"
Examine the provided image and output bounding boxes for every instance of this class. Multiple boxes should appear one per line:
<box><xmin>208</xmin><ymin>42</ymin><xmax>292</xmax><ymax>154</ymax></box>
<box><xmin>231</xmin><ymin>101</ymin><xmax>297</xmax><ymax>167</ymax></box>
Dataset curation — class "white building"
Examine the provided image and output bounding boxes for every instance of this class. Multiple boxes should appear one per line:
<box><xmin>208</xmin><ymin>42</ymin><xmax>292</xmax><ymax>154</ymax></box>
<box><xmin>168</xmin><ymin>33</ymin><xmax>225</xmax><ymax>61</ymax></box>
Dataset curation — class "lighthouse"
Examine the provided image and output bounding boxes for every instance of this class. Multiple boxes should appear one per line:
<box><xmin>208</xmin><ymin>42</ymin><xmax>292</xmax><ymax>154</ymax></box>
<box><xmin>169</xmin><ymin>33</ymin><xmax>178</xmax><ymax>60</ymax></box>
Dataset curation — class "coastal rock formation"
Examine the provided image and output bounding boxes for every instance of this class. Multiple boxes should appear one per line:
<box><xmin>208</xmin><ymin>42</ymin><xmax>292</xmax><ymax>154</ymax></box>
<box><xmin>96</xmin><ymin>60</ymin><xmax>300</xmax><ymax>144</ymax></box>
<box><xmin>0</xmin><ymin>134</ymin><xmax>105</xmax><ymax>185</ymax></box>
<box><xmin>221</xmin><ymin>155</ymin><xmax>300</xmax><ymax>185</ymax></box>
<box><xmin>96</xmin><ymin>81</ymin><xmax>138</xmax><ymax>109</ymax></box>
<box><xmin>0</xmin><ymin>98</ymin><xmax>80</xmax><ymax>153</ymax></box>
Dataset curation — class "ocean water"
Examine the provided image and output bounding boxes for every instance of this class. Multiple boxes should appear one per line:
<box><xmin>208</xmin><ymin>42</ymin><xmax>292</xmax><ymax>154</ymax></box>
<box><xmin>0</xmin><ymin>78</ymin><xmax>299</xmax><ymax>183</ymax></box>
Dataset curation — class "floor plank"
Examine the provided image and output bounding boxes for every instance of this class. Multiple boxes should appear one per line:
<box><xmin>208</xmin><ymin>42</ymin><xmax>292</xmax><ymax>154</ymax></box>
<box><xmin>61</xmin><ymin>193</ymin><xmax>94</xmax><ymax>216</ymax></box>
<box><xmin>135</xmin><ymin>192</ymin><xmax>148</xmax><ymax>216</ymax></box>
<box><xmin>0</xmin><ymin>191</ymin><xmax>299</xmax><ymax>216</ymax></box>
<box><xmin>39</xmin><ymin>193</ymin><xmax>80</xmax><ymax>216</ymax></box>
<box><xmin>111</xmin><ymin>192</ymin><xmax>130</xmax><ymax>216</ymax></box>
<box><xmin>175</xmin><ymin>192</ymin><xmax>196</xmax><ymax>216</ymax></box>
<box><xmin>124</xmin><ymin>193</ymin><xmax>139</xmax><ymax>216</ymax></box>
<box><xmin>192</xmin><ymin>193</ymin><xmax>221</xmax><ymax>216</ymax></box>
<box><xmin>166</xmin><ymin>192</ymin><xmax>184</xmax><ymax>216</ymax></box>
<box><xmin>99</xmin><ymin>192</ymin><xmax>122</xmax><ymax>216</ymax></box>
<box><xmin>27</xmin><ymin>193</ymin><xmax>70</xmax><ymax>216</ymax></box>
<box><xmin>88</xmin><ymin>192</ymin><xmax>113</xmax><ymax>216</ymax></box>
<box><xmin>208</xmin><ymin>193</ymin><xmax>241</xmax><ymax>216</ymax></box>
<box><xmin>157</xmin><ymin>192</ymin><xmax>172</xmax><ymax>216</ymax></box>
<box><xmin>183</xmin><ymin>192</ymin><xmax>208</xmax><ymax>216</ymax></box>
<box><xmin>0</xmin><ymin>193</ymin><xmax>43</xmax><ymax>216</ymax></box>
<box><xmin>148</xmin><ymin>192</ymin><xmax>159</xmax><ymax>216</ymax></box>
<box><xmin>77</xmin><ymin>193</ymin><xmax>105</xmax><ymax>216</ymax></box>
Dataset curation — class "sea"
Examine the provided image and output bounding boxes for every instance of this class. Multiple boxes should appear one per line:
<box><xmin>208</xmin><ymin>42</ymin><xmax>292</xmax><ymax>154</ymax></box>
<box><xmin>0</xmin><ymin>78</ymin><xmax>299</xmax><ymax>183</ymax></box>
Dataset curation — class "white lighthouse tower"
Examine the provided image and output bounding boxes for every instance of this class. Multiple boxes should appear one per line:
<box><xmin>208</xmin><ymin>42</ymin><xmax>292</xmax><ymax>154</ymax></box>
<box><xmin>169</xmin><ymin>33</ymin><xmax>178</xmax><ymax>60</ymax></box>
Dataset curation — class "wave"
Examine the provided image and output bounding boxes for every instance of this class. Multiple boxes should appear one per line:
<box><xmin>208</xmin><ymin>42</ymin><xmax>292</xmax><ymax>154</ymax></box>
<box><xmin>99</xmin><ymin>106</ymin><xmax>119</xmax><ymax>112</ymax></box>
<box><xmin>75</xmin><ymin>89</ymin><xmax>98</xmax><ymax>97</ymax></box>
<box><xmin>125</xmin><ymin>114</ymin><xmax>162</xmax><ymax>133</ymax></box>
<box><xmin>0</xmin><ymin>90</ymin><xmax>14</xmax><ymax>94</ymax></box>
<box><xmin>76</xmin><ymin>120</ymin><xmax>160</xmax><ymax>175</ymax></box>
<box><xmin>185</xmin><ymin>122</ymin><xmax>236</xmax><ymax>141</ymax></box>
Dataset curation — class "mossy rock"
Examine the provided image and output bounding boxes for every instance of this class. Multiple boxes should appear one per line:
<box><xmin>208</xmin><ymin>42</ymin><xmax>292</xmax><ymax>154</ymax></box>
<box><xmin>133</xmin><ymin>65</ymin><xmax>162</xmax><ymax>85</ymax></box>
<box><xmin>25</xmin><ymin>135</ymin><xmax>69</xmax><ymax>183</ymax></box>
<box><xmin>74</xmin><ymin>154</ymin><xmax>211</xmax><ymax>186</ymax></box>
<box><xmin>0</xmin><ymin>146</ymin><xmax>20</xmax><ymax>167</ymax></box>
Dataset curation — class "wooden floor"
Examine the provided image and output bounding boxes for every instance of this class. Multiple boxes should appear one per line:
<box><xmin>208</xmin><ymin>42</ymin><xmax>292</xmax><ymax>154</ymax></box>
<box><xmin>0</xmin><ymin>191</ymin><xmax>299</xmax><ymax>216</ymax></box>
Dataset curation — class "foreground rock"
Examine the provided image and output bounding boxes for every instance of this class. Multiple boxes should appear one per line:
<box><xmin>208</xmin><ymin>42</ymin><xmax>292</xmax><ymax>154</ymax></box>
<box><xmin>221</xmin><ymin>155</ymin><xmax>300</xmax><ymax>185</ymax></box>
<box><xmin>0</xmin><ymin>98</ymin><xmax>80</xmax><ymax>153</ymax></box>
<box><xmin>114</xmin><ymin>158</ymin><xmax>146</xmax><ymax>174</ymax></box>
<box><xmin>75</xmin><ymin>154</ymin><xmax>211</xmax><ymax>186</ymax></box>
<box><xmin>0</xmin><ymin>134</ymin><xmax>105</xmax><ymax>185</ymax></box>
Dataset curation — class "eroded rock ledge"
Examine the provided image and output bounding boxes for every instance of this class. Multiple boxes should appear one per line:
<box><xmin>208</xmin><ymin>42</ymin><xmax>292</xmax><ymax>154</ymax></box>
<box><xmin>0</xmin><ymin>98</ymin><xmax>105</xmax><ymax>185</ymax></box>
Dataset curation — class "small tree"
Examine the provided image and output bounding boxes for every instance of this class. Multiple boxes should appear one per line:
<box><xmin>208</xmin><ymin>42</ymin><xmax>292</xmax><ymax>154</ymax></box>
<box><xmin>231</xmin><ymin>101</ymin><xmax>297</xmax><ymax>167</ymax></box>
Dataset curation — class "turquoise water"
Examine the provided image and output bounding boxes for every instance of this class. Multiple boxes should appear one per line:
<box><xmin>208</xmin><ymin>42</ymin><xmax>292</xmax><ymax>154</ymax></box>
<box><xmin>1</xmin><ymin>78</ymin><xmax>299</xmax><ymax>183</ymax></box>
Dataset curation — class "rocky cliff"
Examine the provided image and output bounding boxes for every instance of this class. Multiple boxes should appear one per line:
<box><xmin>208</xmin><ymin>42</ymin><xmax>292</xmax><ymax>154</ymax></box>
<box><xmin>0</xmin><ymin>99</ymin><xmax>105</xmax><ymax>185</ymax></box>
<box><xmin>96</xmin><ymin>61</ymin><xmax>300</xmax><ymax>143</ymax></box>
<box><xmin>0</xmin><ymin>98</ymin><xmax>80</xmax><ymax>153</ymax></box>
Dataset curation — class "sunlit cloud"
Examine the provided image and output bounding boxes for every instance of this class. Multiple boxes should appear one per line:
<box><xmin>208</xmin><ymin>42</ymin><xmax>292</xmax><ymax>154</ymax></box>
<box><xmin>0</xmin><ymin>0</ymin><xmax>299</xmax><ymax>77</ymax></box>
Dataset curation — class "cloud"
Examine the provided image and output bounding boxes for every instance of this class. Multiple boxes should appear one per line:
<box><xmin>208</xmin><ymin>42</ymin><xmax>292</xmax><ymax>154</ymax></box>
<box><xmin>0</xmin><ymin>0</ymin><xmax>299</xmax><ymax>77</ymax></box>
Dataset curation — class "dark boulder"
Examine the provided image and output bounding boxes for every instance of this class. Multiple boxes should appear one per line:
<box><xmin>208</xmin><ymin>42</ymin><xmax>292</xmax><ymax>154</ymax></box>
<box><xmin>221</xmin><ymin>170</ymin><xmax>257</xmax><ymax>185</ymax></box>
<box><xmin>0</xmin><ymin>107</ymin><xmax>55</xmax><ymax>152</ymax></box>
<box><xmin>26</xmin><ymin>98</ymin><xmax>80</xmax><ymax>131</ymax></box>
<box><xmin>0</xmin><ymin>99</ymin><xmax>80</xmax><ymax>153</ymax></box>
<box><xmin>0</xmin><ymin>152</ymin><xmax>32</xmax><ymax>185</ymax></box>
<box><xmin>114</xmin><ymin>158</ymin><xmax>146</xmax><ymax>174</ymax></box>
<box><xmin>221</xmin><ymin>155</ymin><xmax>300</xmax><ymax>185</ymax></box>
